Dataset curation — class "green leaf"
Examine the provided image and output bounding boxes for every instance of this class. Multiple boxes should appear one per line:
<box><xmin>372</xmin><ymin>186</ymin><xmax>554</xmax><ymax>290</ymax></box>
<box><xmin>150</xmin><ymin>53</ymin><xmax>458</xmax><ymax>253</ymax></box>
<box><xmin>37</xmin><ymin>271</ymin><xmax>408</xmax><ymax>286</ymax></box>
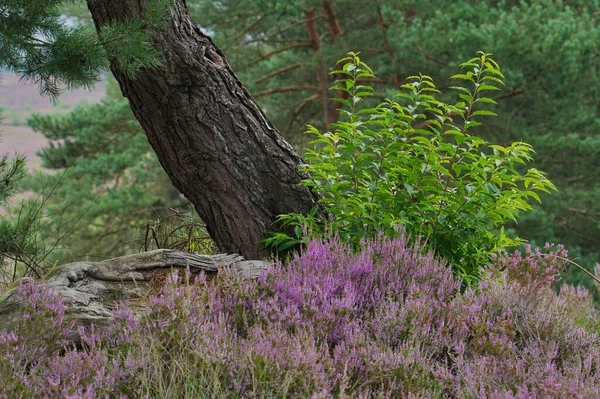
<box><xmin>459</xmin><ymin>94</ymin><xmax>473</xmax><ymax>104</ymax></box>
<box><xmin>451</xmin><ymin>73</ymin><xmax>475</xmax><ymax>82</ymax></box>
<box><xmin>332</xmin><ymin>98</ymin><xmax>351</xmax><ymax>107</ymax></box>
<box><xmin>481</xmin><ymin>76</ymin><xmax>505</xmax><ymax>85</ymax></box>
<box><xmin>475</xmin><ymin>97</ymin><xmax>497</xmax><ymax>105</ymax></box>
<box><xmin>405</xmin><ymin>184</ymin><xmax>416</xmax><ymax>195</ymax></box>
<box><xmin>471</xmin><ymin>110</ymin><xmax>498</xmax><ymax>117</ymax></box>
<box><xmin>464</xmin><ymin>121</ymin><xmax>482</xmax><ymax>129</ymax></box>
<box><xmin>476</xmin><ymin>84</ymin><xmax>501</xmax><ymax>92</ymax></box>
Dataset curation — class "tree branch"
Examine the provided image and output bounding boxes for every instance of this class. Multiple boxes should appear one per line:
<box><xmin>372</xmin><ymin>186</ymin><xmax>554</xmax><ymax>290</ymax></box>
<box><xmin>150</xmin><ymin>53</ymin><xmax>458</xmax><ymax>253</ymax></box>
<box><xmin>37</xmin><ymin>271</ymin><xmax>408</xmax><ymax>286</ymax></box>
<box><xmin>284</xmin><ymin>94</ymin><xmax>320</xmax><ymax>135</ymax></box>
<box><xmin>229</xmin><ymin>17</ymin><xmax>263</xmax><ymax>46</ymax></box>
<box><xmin>415</xmin><ymin>45</ymin><xmax>446</xmax><ymax>67</ymax></box>
<box><xmin>566</xmin><ymin>175</ymin><xmax>586</xmax><ymax>184</ymax></box>
<box><xmin>247</xmin><ymin>42</ymin><xmax>313</xmax><ymax>67</ymax></box>
<box><xmin>254</xmin><ymin>62</ymin><xmax>303</xmax><ymax>84</ymax></box>
<box><xmin>241</xmin><ymin>16</ymin><xmax>326</xmax><ymax>46</ymax></box>
<box><xmin>253</xmin><ymin>85</ymin><xmax>319</xmax><ymax>98</ymax></box>
<box><xmin>496</xmin><ymin>89</ymin><xmax>526</xmax><ymax>100</ymax></box>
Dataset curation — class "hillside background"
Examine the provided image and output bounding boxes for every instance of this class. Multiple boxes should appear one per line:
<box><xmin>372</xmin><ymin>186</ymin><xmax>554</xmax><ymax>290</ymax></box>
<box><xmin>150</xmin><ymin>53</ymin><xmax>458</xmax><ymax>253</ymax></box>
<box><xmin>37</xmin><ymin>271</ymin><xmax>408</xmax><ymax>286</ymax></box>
<box><xmin>0</xmin><ymin>72</ymin><xmax>106</xmax><ymax>170</ymax></box>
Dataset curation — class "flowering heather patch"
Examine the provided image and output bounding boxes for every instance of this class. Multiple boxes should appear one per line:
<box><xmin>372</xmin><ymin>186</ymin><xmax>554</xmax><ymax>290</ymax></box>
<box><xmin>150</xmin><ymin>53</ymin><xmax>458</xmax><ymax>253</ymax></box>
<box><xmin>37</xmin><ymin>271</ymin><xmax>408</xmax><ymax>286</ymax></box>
<box><xmin>1</xmin><ymin>235</ymin><xmax>599</xmax><ymax>398</ymax></box>
<box><xmin>0</xmin><ymin>279</ymin><xmax>128</xmax><ymax>398</ymax></box>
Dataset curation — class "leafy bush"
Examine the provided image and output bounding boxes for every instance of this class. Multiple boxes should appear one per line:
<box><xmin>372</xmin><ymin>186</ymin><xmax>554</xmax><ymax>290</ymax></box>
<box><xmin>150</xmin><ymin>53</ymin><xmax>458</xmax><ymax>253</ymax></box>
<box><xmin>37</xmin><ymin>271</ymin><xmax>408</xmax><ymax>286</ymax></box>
<box><xmin>1</xmin><ymin>236</ymin><xmax>599</xmax><ymax>398</ymax></box>
<box><xmin>267</xmin><ymin>52</ymin><xmax>555</xmax><ymax>279</ymax></box>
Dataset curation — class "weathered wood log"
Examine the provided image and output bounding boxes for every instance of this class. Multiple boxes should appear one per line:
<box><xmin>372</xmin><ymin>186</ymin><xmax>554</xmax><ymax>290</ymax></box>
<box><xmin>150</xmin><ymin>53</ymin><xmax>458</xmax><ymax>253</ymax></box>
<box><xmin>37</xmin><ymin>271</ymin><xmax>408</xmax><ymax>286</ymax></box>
<box><xmin>0</xmin><ymin>250</ymin><xmax>269</xmax><ymax>343</ymax></box>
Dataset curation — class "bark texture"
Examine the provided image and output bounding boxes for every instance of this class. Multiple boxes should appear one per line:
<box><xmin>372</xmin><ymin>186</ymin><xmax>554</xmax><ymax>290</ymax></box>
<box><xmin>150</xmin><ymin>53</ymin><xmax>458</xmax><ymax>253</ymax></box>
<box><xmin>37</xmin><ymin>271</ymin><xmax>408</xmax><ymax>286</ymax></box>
<box><xmin>0</xmin><ymin>250</ymin><xmax>268</xmax><ymax>344</ymax></box>
<box><xmin>87</xmin><ymin>0</ymin><xmax>320</xmax><ymax>259</ymax></box>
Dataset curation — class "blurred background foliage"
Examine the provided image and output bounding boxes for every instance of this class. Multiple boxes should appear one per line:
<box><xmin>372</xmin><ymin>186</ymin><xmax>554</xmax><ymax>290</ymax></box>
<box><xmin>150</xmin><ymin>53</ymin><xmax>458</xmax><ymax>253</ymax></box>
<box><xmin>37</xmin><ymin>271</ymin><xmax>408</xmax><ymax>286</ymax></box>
<box><xmin>1</xmin><ymin>0</ymin><xmax>597</xmax><ymax>293</ymax></box>
<box><xmin>192</xmin><ymin>0</ymin><xmax>600</xmax><ymax>293</ymax></box>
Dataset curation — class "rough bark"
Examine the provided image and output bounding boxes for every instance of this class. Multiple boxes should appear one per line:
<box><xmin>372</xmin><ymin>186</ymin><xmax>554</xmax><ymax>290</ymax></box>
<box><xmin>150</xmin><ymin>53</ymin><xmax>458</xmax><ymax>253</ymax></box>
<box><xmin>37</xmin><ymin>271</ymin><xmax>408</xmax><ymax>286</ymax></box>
<box><xmin>375</xmin><ymin>5</ymin><xmax>400</xmax><ymax>84</ymax></box>
<box><xmin>86</xmin><ymin>0</ymin><xmax>320</xmax><ymax>259</ymax></box>
<box><xmin>304</xmin><ymin>8</ymin><xmax>335</xmax><ymax>128</ymax></box>
<box><xmin>304</xmin><ymin>5</ymin><xmax>345</xmax><ymax>129</ymax></box>
<box><xmin>0</xmin><ymin>250</ymin><xmax>268</xmax><ymax>344</ymax></box>
<box><xmin>322</xmin><ymin>1</ymin><xmax>342</xmax><ymax>39</ymax></box>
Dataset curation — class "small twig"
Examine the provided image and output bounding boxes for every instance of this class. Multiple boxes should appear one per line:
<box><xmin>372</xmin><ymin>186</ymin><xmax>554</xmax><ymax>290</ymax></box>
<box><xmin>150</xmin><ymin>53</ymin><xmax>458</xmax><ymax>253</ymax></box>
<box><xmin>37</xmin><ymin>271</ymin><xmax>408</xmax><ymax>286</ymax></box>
<box><xmin>247</xmin><ymin>42</ymin><xmax>313</xmax><ymax>68</ymax></box>
<box><xmin>496</xmin><ymin>89</ymin><xmax>525</xmax><ymax>100</ymax></box>
<box><xmin>284</xmin><ymin>94</ymin><xmax>319</xmax><ymax>135</ymax></box>
<box><xmin>241</xmin><ymin>15</ymin><xmax>325</xmax><ymax>46</ymax></box>
<box><xmin>253</xmin><ymin>85</ymin><xmax>319</xmax><ymax>98</ymax></box>
<box><xmin>540</xmin><ymin>254</ymin><xmax>600</xmax><ymax>286</ymax></box>
<box><xmin>254</xmin><ymin>63</ymin><xmax>303</xmax><ymax>84</ymax></box>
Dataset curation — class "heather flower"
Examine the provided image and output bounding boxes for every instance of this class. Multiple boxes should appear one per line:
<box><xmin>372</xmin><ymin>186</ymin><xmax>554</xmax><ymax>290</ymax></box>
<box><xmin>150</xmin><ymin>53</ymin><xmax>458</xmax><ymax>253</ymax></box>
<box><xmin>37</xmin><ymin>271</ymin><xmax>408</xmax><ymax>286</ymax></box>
<box><xmin>491</xmin><ymin>243</ymin><xmax>567</xmax><ymax>287</ymax></box>
<box><xmin>0</xmin><ymin>279</ymin><xmax>129</xmax><ymax>398</ymax></box>
<box><xmin>1</xmin><ymin>236</ymin><xmax>599</xmax><ymax>398</ymax></box>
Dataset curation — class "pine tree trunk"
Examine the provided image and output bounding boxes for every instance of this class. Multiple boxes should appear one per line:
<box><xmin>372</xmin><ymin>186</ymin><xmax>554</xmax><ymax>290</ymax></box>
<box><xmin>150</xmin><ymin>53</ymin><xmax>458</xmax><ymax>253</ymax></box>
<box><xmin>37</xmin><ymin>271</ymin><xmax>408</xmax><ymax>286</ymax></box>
<box><xmin>87</xmin><ymin>0</ymin><xmax>319</xmax><ymax>259</ymax></box>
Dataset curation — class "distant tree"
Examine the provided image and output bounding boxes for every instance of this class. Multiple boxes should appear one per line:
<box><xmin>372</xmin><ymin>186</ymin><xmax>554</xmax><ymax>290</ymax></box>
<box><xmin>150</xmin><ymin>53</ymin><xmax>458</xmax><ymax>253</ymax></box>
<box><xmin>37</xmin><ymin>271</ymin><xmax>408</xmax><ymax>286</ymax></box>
<box><xmin>0</xmin><ymin>153</ymin><xmax>27</xmax><ymax>269</ymax></box>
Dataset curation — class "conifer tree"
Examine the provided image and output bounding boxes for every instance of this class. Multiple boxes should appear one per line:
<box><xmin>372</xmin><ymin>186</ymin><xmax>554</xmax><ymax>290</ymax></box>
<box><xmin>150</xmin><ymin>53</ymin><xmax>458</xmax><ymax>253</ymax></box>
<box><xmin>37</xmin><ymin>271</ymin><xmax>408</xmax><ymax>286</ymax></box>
<box><xmin>0</xmin><ymin>0</ymin><xmax>167</xmax><ymax>97</ymax></box>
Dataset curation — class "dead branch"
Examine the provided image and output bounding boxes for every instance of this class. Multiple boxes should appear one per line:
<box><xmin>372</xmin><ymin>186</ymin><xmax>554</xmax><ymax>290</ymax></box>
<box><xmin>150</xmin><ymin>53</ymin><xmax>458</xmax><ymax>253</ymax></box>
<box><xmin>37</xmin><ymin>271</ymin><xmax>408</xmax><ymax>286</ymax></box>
<box><xmin>253</xmin><ymin>85</ymin><xmax>319</xmax><ymax>98</ymax></box>
<box><xmin>284</xmin><ymin>94</ymin><xmax>320</xmax><ymax>135</ymax></box>
<box><xmin>247</xmin><ymin>42</ymin><xmax>313</xmax><ymax>67</ymax></box>
<box><xmin>241</xmin><ymin>15</ymin><xmax>326</xmax><ymax>46</ymax></box>
<box><xmin>496</xmin><ymin>89</ymin><xmax>526</xmax><ymax>100</ymax></box>
<box><xmin>254</xmin><ymin>63</ymin><xmax>303</xmax><ymax>84</ymax></box>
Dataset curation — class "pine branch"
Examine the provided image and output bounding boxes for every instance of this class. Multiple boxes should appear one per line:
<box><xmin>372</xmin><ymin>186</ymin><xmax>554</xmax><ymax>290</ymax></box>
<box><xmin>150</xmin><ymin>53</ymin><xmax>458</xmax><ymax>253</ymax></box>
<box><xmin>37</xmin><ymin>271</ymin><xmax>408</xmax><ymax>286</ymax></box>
<box><xmin>241</xmin><ymin>15</ymin><xmax>326</xmax><ymax>46</ymax></box>
<box><xmin>285</xmin><ymin>94</ymin><xmax>319</xmax><ymax>135</ymax></box>
<box><xmin>496</xmin><ymin>89</ymin><xmax>526</xmax><ymax>100</ymax></box>
<box><xmin>253</xmin><ymin>85</ymin><xmax>319</xmax><ymax>98</ymax></box>
<box><xmin>254</xmin><ymin>63</ymin><xmax>303</xmax><ymax>84</ymax></box>
<box><xmin>247</xmin><ymin>43</ymin><xmax>313</xmax><ymax>67</ymax></box>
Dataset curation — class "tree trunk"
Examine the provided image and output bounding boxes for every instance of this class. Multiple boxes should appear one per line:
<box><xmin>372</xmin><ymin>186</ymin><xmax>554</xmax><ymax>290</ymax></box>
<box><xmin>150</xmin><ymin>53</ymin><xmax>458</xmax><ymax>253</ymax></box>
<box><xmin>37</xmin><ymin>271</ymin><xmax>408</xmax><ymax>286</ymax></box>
<box><xmin>87</xmin><ymin>0</ymin><xmax>320</xmax><ymax>259</ymax></box>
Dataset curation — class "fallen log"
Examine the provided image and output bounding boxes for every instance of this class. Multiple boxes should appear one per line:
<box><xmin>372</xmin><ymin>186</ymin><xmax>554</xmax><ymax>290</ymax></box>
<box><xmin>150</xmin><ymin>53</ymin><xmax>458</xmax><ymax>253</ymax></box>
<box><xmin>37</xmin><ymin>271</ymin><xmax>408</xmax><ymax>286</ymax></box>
<box><xmin>0</xmin><ymin>250</ymin><xmax>269</xmax><ymax>343</ymax></box>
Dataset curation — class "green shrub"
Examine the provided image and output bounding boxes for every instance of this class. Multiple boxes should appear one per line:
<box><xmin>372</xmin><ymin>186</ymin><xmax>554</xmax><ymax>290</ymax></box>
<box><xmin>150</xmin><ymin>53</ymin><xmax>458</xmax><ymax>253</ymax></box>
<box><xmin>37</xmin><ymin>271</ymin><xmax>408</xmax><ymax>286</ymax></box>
<box><xmin>267</xmin><ymin>52</ymin><xmax>555</xmax><ymax>280</ymax></box>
